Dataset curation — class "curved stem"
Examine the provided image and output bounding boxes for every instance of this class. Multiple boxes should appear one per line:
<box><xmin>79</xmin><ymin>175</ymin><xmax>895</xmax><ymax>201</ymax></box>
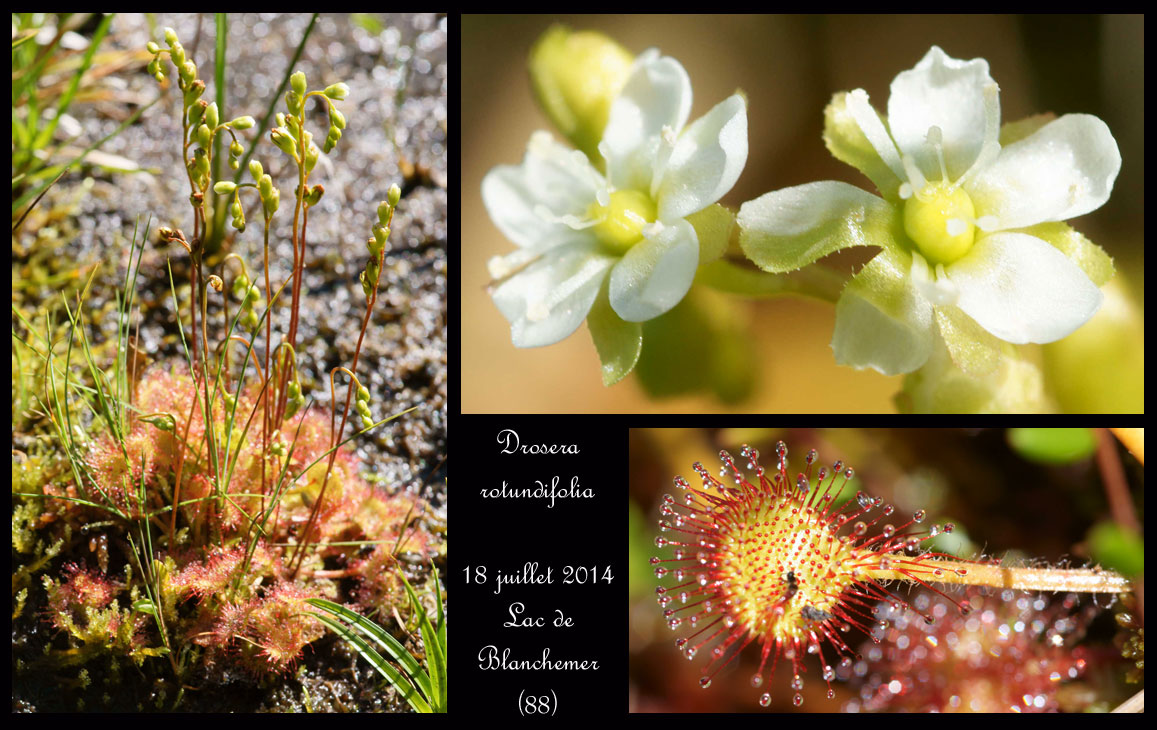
<box><xmin>696</xmin><ymin>258</ymin><xmax>846</xmax><ymax>303</ymax></box>
<box><xmin>868</xmin><ymin>559</ymin><xmax>1131</xmax><ymax>594</ymax></box>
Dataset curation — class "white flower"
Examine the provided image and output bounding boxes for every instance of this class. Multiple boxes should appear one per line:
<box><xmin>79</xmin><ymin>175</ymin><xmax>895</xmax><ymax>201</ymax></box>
<box><xmin>739</xmin><ymin>46</ymin><xmax>1120</xmax><ymax>376</ymax></box>
<box><xmin>483</xmin><ymin>50</ymin><xmax>747</xmax><ymax>347</ymax></box>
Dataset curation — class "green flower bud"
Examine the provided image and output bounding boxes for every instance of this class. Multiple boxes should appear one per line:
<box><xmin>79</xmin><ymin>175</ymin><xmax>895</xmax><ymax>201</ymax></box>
<box><xmin>323</xmin><ymin>127</ymin><xmax>341</xmax><ymax>153</ymax></box>
<box><xmin>249</xmin><ymin>160</ymin><xmax>263</xmax><ymax>180</ymax></box>
<box><xmin>187</xmin><ymin>99</ymin><xmax>208</xmax><ymax>129</ymax></box>
<box><xmin>229</xmin><ymin>115</ymin><xmax>255</xmax><ymax>130</ymax></box>
<box><xmin>179</xmin><ymin>59</ymin><xmax>197</xmax><ymax>84</ymax></box>
<box><xmin>323</xmin><ymin>82</ymin><xmax>349</xmax><ymax>100</ymax></box>
<box><xmin>304</xmin><ymin>143</ymin><xmax>319</xmax><ymax>174</ymax></box>
<box><xmin>304</xmin><ymin>184</ymin><xmax>324</xmax><ymax>207</ymax></box>
<box><xmin>264</xmin><ymin>188</ymin><xmax>280</xmax><ymax>218</ymax></box>
<box><xmin>231</xmin><ymin>200</ymin><xmax>242</xmax><ymax>218</ymax></box>
<box><xmin>205</xmin><ymin>102</ymin><xmax>219</xmax><ymax>129</ymax></box>
<box><xmin>387</xmin><ymin>183</ymin><xmax>401</xmax><ymax>208</ymax></box>
<box><xmin>285</xmin><ymin>114</ymin><xmax>302</xmax><ymax>140</ymax></box>
<box><xmin>359</xmin><ymin>270</ymin><xmax>372</xmax><ymax>299</ymax></box>
<box><xmin>357</xmin><ymin>384</ymin><xmax>370</xmax><ymax>403</ymax></box>
<box><xmin>246</xmin><ymin>284</ymin><xmax>260</xmax><ymax>307</ymax></box>
<box><xmin>229</xmin><ymin>158</ymin><xmax>240</xmax><ymax>170</ymax></box>
<box><xmin>529</xmin><ymin>25</ymin><xmax>634</xmax><ymax>162</ymax></box>
<box><xmin>223</xmin><ymin>392</ymin><xmax>236</xmax><ymax>411</ymax></box>
<box><xmin>196</xmin><ymin>124</ymin><xmax>211</xmax><ymax>149</ymax></box>
<box><xmin>331</xmin><ymin>108</ymin><xmax>346</xmax><ymax>130</ymax></box>
<box><xmin>230</xmin><ymin>140</ymin><xmax>243</xmax><ymax>157</ymax></box>
<box><xmin>373</xmin><ymin>224</ymin><xmax>390</xmax><ymax>250</ymax></box>
<box><xmin>366</xmin><ymin>236</ymin><xmax>382</xmax><ymax>259</ymax></box>
<box><xmin>147</xmin><ymin>57</ymin><xmax>158</xmax><ymax>76</ymax></box>
<box><xmin>213</xmin><ymin>181</ymin><xmax>237</xmax><ymax>195</ymax></box>
<box><xmin>146</xmin><ymin>41</ymin><xmax>160</xmax><ymax>54</ymax></box>
<box><xmin>286</xmin><ymin>90</ymin><xmax>303</xmax><ymax>116</ymax></box>
<box><xmin>356</xmin><ymin>399</ymin><xmax>372</xmax><ymax>419</ymax></box>
<box><xmin>290</xmin><ymin>71</ymin><xmax>307</xmax><ymax>96</ymax></box>
<box><xmin>377</xmin><ymin>201</ymin><xmax>392</xmax><ymax>226</ymax></box>
<box><xmin>360</xmin><ymin>415</ymin><xmax>374</xmax><ymax>431</ymax></box>
<box><xmin>365</xmin><ymin>257</ymin><xmax>380</xmax><ymax>283</ymax></box>
<box><xmin>258</xmin><ymin>174</ymin><xmax>274</xmax><ymax>200</ymax></box>
<box><xmin>163</xmin><ymin>27</ymin><xmax>179</xmax><ymax>46</ymax></box>
<box><xmin>183</xmin><ymin>78</ymin><xmax>205</xmax><ymax>106</ymax></box>
<box><xmin>154</xmin><ymin>71</ymin><xmax>165</xmax><ymax>83</ymax></box>
<box><xmin>271</xmin><ymin>128</ymin><xmax>298</xmax><ymax>160</ymax></box>
<box><xmin>171</xmin><ymin>41</ymin><xmax>186</xmax><ymax>67</ymax></box>
<box><xmin>232</xmin><ymin>273</ymin><xmax>249</xmax><ymax>298</ymax></box>
<box><xmin>243</xmin><ymin>307</ymin><xmax>259</xmax><ymax>331</ymax></box>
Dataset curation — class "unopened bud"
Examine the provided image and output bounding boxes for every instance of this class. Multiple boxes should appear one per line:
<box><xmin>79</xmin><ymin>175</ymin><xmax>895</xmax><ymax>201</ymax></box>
<box><xmin>323</xmin><ymin>82</ymin><xmax>350</xmax><ymax>100</ymax></box>
<box><xmin>387</xmin><ymin>183</ymin><xmax>401</xmax><ymax>208</ymax></box>
<box><xmin>163</xmin><ymin>27</ymin><xmax>178</xmax><ymax>46</ymax></box>
<box><xmin>213</xmin><ymin>181</ymin><xmax>237</xmax><ymax>195</ymax></box>
<box><xmin>249</xmin><ymin>160</ymin><xmax>263</xmax><ymax>180</ymax></box>
<box><xmin>205</xmin><ymin>102</ymin><xmax>219</xmax><ymax>130</ymax></box>
<box><xmin>229</xmin><ymin>115</ymin><xmax>255</xmax><ymax>130</ymax></box>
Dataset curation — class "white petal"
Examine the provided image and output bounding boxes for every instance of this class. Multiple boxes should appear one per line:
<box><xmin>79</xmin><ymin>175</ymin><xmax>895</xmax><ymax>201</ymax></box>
<box><xmin>945</xmin><ymin>232</ymin><xmax>1102</xmax><ymax>344</ymax></box>
<box><xmin>491</xmin><ymin>242</ymin><xmax>614</xmax><ymax>347</ymax></box>
<box><xmin>845</xmin><ymin>89</ymin><xmax>906</xmax><ymax>182</ymax></box>
<box><xmin>481</xmin><ymin>131</ymin><xmax>604</xmax><ymax>251</ymax></box>
<box><xmin>887</xmin><ymin>46</ymin><xmax>996</xmax><ymax>182</ymax></box>
<box><xmin>656</xmin><ymin>94</ymin><xmax>748</xmax><ymax>221</ymax></box>
<box><xmin>602</xmin><ymin>53</ymin><xmax>692</xmax><ymax>193</ymax></box>
<box><xmin>965</xmin><ymin>114</ymin><xmax>1121</xmax><ymax>230</ymax></box>
<box><xmin>609</xmin><ymin>219</ymin><xmax>698</xmax><ymax>321</ymax></box>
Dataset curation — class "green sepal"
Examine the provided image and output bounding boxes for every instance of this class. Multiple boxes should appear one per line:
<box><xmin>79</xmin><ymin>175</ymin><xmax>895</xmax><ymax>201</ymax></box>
<box><xmin>830</xmin><ymin>245</ymin><xmax>933</xmax><ymax>376</ymax></box>
<box><xmin>586</xmin><ymin>280</ymin><xmax>642</xmax><ymax>386</ymax></box>
<box><xmin>170</xmin><ymin>41</ymin><xmax>186</xmax><ymax>67</ymax></box>
<box><xmin>738</xmin><ymin>180</ymin><xmax>899</xmax><ymax>273</ymax></box>
<box><xmin>304</xmin><ymin>143</ymin><xmax>319</xmax><ymax>174</ymax></box>
<box><xmin>685</xmin><ymin>203</ymin><xmax>734</xmax><ymax>265</ymax></box>
<box><xmin>229</xmin><ymin>115</ymin><xmax>255</xmax><ymax>130</ymax></box>
<box><xmin>163</xmin><ymin>27</ymin><xmax>178</xmax><ymax>46</ymax></box>
<box><xmin>146</xmin><ymin>41</ymin><xmax>160</xmax><ymax>54</ymax></box>
<box><xmin>357</xmin><ymin>384</ymin><xmax>371</xmax><ymax>403</ymax></box>
<box><xmin>359</xmin><ymin>270</ymin><xmax>373</xmax><ymax>298</ymax></box>
<box><xmin>179</xmin><ymin>60</ymin><xmax>196</xmax><ymax>85</ymax></box>
<box><xmin>195</xmin><ymin>124</ymin><xmax>211</xmax><ymax>150</ymax></box>
<box><xmin>249</xmin><ymin>160</ymin><xmax>263</xmax><ymax>180</ymax></box>
<box><xmin>934</xmin><ymin>304</ymin><xmax>1003</xmax><ymax>378</ymax></box>
<box><xmin>205</xmin><ymin>102</ymin><xmax>219</xmax><ymax>130</ymax></box>
<box><xmin>331</xmin><ymin>108</ymin><xmax>346</xmax><ymax>130</ymax></box>
<box><xmin>823</xmin><ymin>91</ymin><xmax>903</xmax><ymax>200</ymax></box>
<box><xmin>360</xmin><ymin>415</ymin><xmax>374</xmax><ymax>431</ymax></box>
<box><xmin>373</xmin><ymin>224</ymin><xmax>389</xmax><ymax>249</ymax></box>
<box><xmin>263</xmin><ymin>188</ymin><xmax>280</xmax><ymax>218</ymax></box>
<box><xmin>213</xmin><ymin>181</ymin><xmax>237</xmax><ymax>195</ymax></box>
<box><xmin>387</xmin><ymin>183</ymin><xmax>401</xmax><ymax>208</ymax></box>
<box><xmin>377</xmin><ymin>201</ymin><xmax>392</xmax><ymax>226</ymax></box>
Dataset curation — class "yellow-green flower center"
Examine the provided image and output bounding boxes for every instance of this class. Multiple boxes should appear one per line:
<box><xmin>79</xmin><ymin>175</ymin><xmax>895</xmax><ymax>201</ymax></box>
<box><xmin>589</xmin><ymin>189</ymin><xmax>656</xmax><ymax>254</ymax></box>
<box><xmin>903</xmin><ymin>181</ymin><xmax>977</xmax><ymax>266</ymax></box>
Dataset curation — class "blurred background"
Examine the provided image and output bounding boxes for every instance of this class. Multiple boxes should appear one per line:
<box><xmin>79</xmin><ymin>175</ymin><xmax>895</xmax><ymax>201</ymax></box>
<box><xmin>463</xmin><ymin>15</ymin><xmax>1144</xmax><ymax>413</ymax></box>
<box><xmin>627</xmin><ymin>427</ymin><xmax>1144</xmax><ymax>711</ymax></box>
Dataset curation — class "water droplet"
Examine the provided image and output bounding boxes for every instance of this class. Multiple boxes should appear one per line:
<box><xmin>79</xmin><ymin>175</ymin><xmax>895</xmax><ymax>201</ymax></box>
<box><xmin>844</xmin><ymin>467</ymin><xmax>855</xmax><ymax>479</ymax></box>
<box><xmin>913</xmin><ymin>509</ymin><xmax>926</xmax><ymax>522</ymax></box>
<box><xmin>882</xmin><ymin>524</ymin><xmax>895</xmax><ymax>538</ymax></box>
<box><xmin>793</xmin><ymin>693</ymin><xmax>803</xmax><ymax>706</ymax></box>
<box><xmin>759</xmin><ymin>693</ymin><xmax>772</xmax><ymax>707</ymax></box>
<box><xmin>699</xmin><ymin>677</ymin><xmax>712</xmax><ymax>689</ymax></box>
<box><xmin>942</xmin><ymin>523</ymin><xmax>954</xmax><ymax>533</ymax></box>
<box><xmin>796</xmin><ymin>474</ymin><xmax>810</xmax><ymax>493</ymax></box>
<box><xmin>822</xmin><ymin>665</ymin><xmax>835</xmax><ymax>681</ymax></box>
<box><xmin>655</xmin><ymin>537</ymin><xmax>667</xmax><ymax>548</ymax></box>
<box><xmin>750</xmin><ymin>674</ymin><xmax>763</xmax><ymax>688</ymax></box>
<box><xmin>806</xmin><ymin>449</ymin><xmax>818</xmax><ymax>465</ymax></box>
<box><xmin>685</xmin><ymin>647</ymin><xmax>697</xmax><ymax>659</ymax></box>
<box><xmin>791</xmin><ymin>674</ymin><xmax>803</xmax><ymax>691</ymax></box>
<box><xmin>827</xmin><ymin>689</ymin><xmax>835</xmax><ymax>699</ymax></box>
<box><xmin>675</xmin><ymin>638</ymin><xmax>687</xmax><ymax>649</ymax></box>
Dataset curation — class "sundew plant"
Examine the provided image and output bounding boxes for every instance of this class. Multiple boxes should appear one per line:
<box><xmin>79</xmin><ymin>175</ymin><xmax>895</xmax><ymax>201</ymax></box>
<box><xmin>13</xmin><ymin>14</ymin><xmax>446</xmax><ymax>712</ymax></box>
<box><xmin>472</xmin><ymin>18</ymin><xmax>1142</xmax><ymax>414</ymax></box>
<box><xmin>629</xmin><ymin>427</ymin><xmax>1143</xmax><ymax>712</ymax></box>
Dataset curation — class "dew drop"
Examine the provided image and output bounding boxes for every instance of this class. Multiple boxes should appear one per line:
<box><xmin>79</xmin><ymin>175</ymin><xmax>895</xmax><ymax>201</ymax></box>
<box><xmin>685</xmin><ymin>647</ymin><xmax>697</xmax><ymax>660</ymax></box>
<box><xmin>675</xmin><ymin>638</ymin><xmax>688</xmax><ymax>649</ymax></box>
<box><xmin>913</xmin><ymin>509</ymin><xmax>926</xmax><ymax>522</ymax></box>
<box><xmin>844</xmin><ymin>467</ymin><xmax>855</xmax><ymax>479</ymax></box>
<box><xmin>822</xmin><ymin>665</ymin><xmax>835</xmax><ymax>681</ymax></box>
<box><xmin>796</xmin><ymin>474</ymin><xmax>810</xmax><ymax>494</ymax></box>
<box><xmin>655</xmin><ymin>537</ymin><xmax>667</xmax><ymax>548</ymax></box>
<box><xmin>699</xmin><ymin>677</ymin><xmax>712</xmax><ymax>689</ymax></box>
<box><xmin>793</xmin><ymin>693</ymin><xmax>803</xmax><ymax>707</ymax></box>
<box><xmin>751</xmin><ymin>674</ymin><xmax>763</xmax><ymax>688</ymax></box>
<box><xmin>827</xmin><ymin>689</ymin><xmax>835</xmax><ymax>699</ymax></box>
<box><xmin>942</xmin><ymin>523</ymin><xmax>954</xmax><ymax>533</ymax></box>
<box><xmin>806</xmin><ymin>449</ymin><xmax>818</xmax><ymax>465</ymax></box>
<box><xmin>791</xmin><ymin>674</ymin><xmax>803</xmax><ymax>691</ymax></box>
<box><xmin>882</xmin><ymin>524</ymin><xmax>895</xmax><ymax>538</ymax></box>
<box><xmin>959</xmin><ymin>599</ymin><xmax>972</xmax><ymax>615</ymax></box>
<box><xmin>759</xmin><ymin>693</ymin><xmax>772</xmax><ymax>707</ymax></box>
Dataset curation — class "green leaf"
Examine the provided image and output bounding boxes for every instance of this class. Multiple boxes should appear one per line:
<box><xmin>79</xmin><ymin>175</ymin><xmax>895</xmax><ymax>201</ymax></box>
<box><xmin>1007</xmin><ymin>427</ymin><xmax>1097</xmax><ymax>464</ymax></box>
<box><xmin>586</xmin><ymin>282</ymin><xmax>642</xmax><ymax>386</ymax></box>
<box><xmin>738</xmin><ymin>181</ymin><xmax>899</xmax><ymax>273</ymax></box>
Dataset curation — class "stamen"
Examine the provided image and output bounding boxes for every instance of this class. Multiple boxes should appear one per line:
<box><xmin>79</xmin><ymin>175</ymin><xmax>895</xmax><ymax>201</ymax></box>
<box><xmin>533</xmin><ymin>204</ymin><xmax>599</xmax><ymax>231</ymax></box>
<box><xmin>900</xmin><ymin>154</ymin><xmax>928</xmax><ymax>200</ymax></box>
<box><xmin>926</xmin><ymin>125</ymin><xmax>950</xmax><ymax>184</ymax></box>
